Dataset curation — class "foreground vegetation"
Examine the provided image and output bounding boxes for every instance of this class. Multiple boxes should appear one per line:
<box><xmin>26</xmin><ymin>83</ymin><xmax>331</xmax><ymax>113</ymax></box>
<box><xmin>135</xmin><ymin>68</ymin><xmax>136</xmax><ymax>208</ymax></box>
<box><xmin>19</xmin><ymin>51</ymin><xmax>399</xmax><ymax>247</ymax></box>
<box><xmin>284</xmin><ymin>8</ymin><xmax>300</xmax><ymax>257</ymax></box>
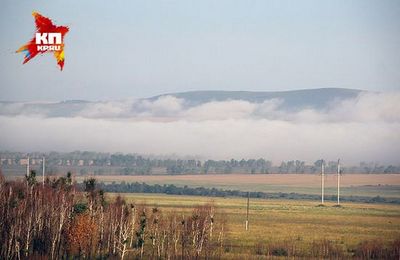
<box><xmin>1</xmin><ymin>170</ymin><xmax>399</xmax><ymax>259</ymax></box>
<box><xmin>0</xmin><ymin>171</ymin><xmax>223</xmax><ymax>259</ymax></box>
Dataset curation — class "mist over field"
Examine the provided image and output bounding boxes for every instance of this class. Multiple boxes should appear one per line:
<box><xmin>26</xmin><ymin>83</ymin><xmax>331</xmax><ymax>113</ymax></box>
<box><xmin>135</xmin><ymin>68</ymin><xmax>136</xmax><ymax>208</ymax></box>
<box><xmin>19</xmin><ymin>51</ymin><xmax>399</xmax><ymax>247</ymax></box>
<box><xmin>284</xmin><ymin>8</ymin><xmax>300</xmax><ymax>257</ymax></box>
<box><xmin>1</xmin><ymin>90</ymin><xmax>399</xmax><ymax>164</ymax></box>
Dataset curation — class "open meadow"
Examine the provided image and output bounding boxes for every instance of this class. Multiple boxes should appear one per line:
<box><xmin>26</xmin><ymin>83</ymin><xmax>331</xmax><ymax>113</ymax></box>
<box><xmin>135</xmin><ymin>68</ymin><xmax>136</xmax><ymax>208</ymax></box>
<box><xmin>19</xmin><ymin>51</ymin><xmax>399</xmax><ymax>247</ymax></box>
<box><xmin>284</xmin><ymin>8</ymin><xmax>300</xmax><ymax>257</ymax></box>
<box><xmin>109</xmin><ymin>193</ymin><xmax>400</xmax><ymax>258</ymax></box>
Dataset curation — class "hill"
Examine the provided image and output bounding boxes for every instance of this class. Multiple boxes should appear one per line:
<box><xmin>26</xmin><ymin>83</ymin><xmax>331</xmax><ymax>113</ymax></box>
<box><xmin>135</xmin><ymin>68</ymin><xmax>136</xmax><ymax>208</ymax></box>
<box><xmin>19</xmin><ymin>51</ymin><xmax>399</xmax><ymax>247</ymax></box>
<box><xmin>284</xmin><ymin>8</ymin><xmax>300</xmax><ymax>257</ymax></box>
<box><xmin>0</xmin><ymin>88</ymin><xmax>364</xmax><ymax>117</ymax></box>
<box><xmin>151</xmin><ymin>88</ymin><xmax>363</xmax><ymax>110</ymax></box>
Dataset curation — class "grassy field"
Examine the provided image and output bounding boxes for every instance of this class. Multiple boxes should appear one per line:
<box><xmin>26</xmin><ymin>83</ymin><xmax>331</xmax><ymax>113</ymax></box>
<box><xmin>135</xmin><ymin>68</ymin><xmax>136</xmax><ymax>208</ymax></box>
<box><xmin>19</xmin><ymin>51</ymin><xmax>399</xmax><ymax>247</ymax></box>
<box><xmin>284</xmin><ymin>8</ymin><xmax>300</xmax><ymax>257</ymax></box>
<box><xmin>81</xmin><ymin>173</ymin><xmax>400</xmax><ymax>198</ymax></box>
<box><xmin>107</xmin><ymin>192</ymin><xmax>400</xmax><ymax>258</ymax></box>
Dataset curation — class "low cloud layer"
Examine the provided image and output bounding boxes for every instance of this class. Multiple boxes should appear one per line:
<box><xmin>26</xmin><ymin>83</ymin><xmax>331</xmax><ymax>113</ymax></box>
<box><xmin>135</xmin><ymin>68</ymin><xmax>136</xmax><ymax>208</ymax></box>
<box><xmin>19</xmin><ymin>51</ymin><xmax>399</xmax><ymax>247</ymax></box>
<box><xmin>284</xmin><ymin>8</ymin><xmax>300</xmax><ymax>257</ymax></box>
<box><xmin>0</xmin><ymin>92</ymin><xmax>399</xmax><ymax>164</ymax></box>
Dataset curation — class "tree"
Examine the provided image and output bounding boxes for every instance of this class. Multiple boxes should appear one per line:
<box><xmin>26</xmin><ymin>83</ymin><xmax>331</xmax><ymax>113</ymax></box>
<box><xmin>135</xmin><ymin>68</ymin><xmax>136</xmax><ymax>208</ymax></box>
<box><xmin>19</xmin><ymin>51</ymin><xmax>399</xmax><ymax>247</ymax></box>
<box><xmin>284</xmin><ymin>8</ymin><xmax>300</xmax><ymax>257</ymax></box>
<box><xmin>67</xmin><ymin>213</ymin><xmax>98</xmax><ymax>257</ymax></box>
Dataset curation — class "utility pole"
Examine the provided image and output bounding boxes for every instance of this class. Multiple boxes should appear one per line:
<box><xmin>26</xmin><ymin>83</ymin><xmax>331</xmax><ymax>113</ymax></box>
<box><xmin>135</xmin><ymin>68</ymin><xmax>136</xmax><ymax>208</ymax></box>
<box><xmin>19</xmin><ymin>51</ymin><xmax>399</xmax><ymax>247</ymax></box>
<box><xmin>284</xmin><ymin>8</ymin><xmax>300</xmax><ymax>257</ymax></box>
<box><xmin>337</xmin><ymin>159</ymin><xmax>341</xmax><ymax>205</ymax></box>
<box><xmin>245</xmin><ymin>192</ymin><xmax>249</xmax><ymax>231</ymax></box>
<box><xmin>42</xmin><ymin>156</ymin><xmax>45</xmax><ymax>185</ymax></box>
<box><xmin>321</xmin><ymin>160</ymin><xmax>325</xmax><ymax>205</ymax></box>
<box><xmin>26</xmin><ymin>156</ymin><xmax>30</xmax><ymax>177</ymax></box>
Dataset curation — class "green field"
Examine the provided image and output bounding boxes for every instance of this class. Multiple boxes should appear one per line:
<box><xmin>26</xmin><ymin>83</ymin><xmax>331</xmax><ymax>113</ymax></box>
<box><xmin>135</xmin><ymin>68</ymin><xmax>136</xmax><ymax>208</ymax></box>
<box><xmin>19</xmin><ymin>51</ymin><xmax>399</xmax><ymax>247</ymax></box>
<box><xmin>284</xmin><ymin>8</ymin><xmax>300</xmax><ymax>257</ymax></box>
<box><xmin>108</xmin><ymin>193</ymin><xmax>400</xmax><ymax>258</ymax></box>
<box><xmin>80</xmin><ymin>173</ymin><xmax>400</xmax><ymax>198</ymax></box>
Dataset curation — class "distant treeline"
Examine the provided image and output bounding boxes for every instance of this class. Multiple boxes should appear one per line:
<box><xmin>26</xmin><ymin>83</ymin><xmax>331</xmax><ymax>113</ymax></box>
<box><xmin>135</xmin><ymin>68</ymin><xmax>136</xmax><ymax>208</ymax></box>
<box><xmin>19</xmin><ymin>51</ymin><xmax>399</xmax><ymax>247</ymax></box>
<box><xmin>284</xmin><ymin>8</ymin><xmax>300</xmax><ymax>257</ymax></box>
<box><xmin>1</xmin><ymin>151</ymin><xmax>399</xmax><ymax>174</ymax></box>
<box><xmin>93</xmin><ymin>182</ymin><xmax>400</xmax><ymax>205</ymax></box>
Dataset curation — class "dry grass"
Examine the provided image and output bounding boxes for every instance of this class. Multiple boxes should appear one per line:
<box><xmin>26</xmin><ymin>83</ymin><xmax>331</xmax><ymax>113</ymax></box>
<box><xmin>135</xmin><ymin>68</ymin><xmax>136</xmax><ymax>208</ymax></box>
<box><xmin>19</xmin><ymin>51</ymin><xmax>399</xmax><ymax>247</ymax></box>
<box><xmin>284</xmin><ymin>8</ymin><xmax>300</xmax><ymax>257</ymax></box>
<box><xmin>108</xmin><ymin>193</ymin><xmax>400</xmax><ymax>258</ymax></box>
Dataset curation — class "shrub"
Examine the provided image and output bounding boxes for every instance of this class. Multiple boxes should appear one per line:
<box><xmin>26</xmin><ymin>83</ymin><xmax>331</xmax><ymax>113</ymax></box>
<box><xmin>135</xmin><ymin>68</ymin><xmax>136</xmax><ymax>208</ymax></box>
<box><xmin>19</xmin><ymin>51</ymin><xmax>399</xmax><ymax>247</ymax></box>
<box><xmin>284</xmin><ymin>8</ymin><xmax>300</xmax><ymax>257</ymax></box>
<box><xmin>271</xmin><ymin>247</ymin><xmax>288</xmax><ymax>256</ymax></box>
<box><xmin>355</xmin><ymin>240</ymin><xmax>385</xmax><ymax>259</ymax></box>
<box><xmin>254</xmin><ymin>242</ymin><xmax>265</xmax><ymax>255</ymax></box>
<box><xmin>311</xmin><ymin>239</ymin><xmax>344</xmax><ymax>258</ymax></box>
<box><xmin>73</xmin><ymin>203</ymin><xmax>88</xmax><ymax>214</ymax></box>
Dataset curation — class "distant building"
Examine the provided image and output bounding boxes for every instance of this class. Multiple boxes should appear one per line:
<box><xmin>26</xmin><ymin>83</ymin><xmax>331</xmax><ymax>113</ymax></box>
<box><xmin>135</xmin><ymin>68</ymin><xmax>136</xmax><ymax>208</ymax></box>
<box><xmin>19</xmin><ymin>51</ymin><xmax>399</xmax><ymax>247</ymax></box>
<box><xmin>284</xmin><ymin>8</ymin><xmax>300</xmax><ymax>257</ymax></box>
<box><xmin>0</xmin><ymin>159</ymin><xmax>6</xmax><ymax>165</ymax></box>
<box><xmin>20</xmin><ymin>158</ymin><xmax>29</xmax><ymax>165</ymax></box>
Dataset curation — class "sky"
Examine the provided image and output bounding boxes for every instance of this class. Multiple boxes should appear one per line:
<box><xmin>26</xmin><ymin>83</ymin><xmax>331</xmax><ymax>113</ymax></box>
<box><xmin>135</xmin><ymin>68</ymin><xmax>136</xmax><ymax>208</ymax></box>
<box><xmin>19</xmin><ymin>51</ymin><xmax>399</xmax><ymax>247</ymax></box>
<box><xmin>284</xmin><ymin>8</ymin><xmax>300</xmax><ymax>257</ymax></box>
<box><xmin>1</xmin><ymin>0</ymin><xmax>400</xmax><ymax>101</ymax></box>
<box><xmin>0</xmin><ymin>1</ymin><xmax>399</xmax><ymax>164</ymax></box>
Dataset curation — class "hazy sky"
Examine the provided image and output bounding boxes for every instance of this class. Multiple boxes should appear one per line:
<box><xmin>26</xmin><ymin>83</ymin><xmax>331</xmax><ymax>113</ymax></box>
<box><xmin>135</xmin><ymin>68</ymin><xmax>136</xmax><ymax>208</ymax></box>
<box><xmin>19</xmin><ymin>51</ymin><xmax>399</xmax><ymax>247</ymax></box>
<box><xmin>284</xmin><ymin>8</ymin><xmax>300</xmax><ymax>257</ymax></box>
<box><xmin>1</xmin><ymin>0</ymin><xmax>400</xmax><ymax>101</ymax></box>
